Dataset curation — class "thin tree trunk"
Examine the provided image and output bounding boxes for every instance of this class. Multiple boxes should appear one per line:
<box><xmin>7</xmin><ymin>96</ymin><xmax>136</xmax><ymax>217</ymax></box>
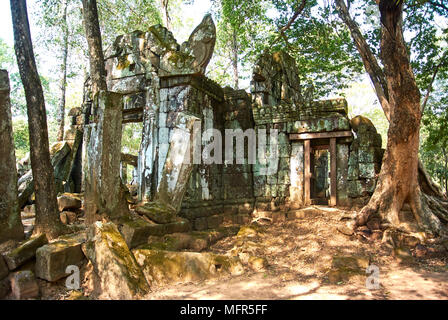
<box><xmin>161</xmin><ymin>0</ymin><xmax>171</xmax><ymax>31</ymax></box>
<box><xmin>10</xmin><ymin>0</ymin><xmax>67</xmax><ymax>239</ymax></box>
<box><xmin>82</xmin><ymin>0</ymin><xmax>107</xmax><ymax>96</ymax></box>
<box><xmin>231</xmin><ymin>28</ymin><xmax>239</xmax><ymax>90</ymax></box>
<box><xmin>444</xmin><ymin>148</ymin><xmax>448</xmax><ymax>194</ymax></box>
<box><xmin>57</xmin><ymin>0</ymin><xmax>69</xmax><ymax>142</ymax></box>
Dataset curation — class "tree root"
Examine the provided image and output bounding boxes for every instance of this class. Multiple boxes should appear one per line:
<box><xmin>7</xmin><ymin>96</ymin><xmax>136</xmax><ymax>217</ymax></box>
<box><xmin>418</xmin><ymin>159</ymin><xmax>447</xmax><ymax>199</ymax></box>
<box><xmin>355</xmin><ymin>162</ymin><xmax>448</xmax><ymax>239</ymax></box>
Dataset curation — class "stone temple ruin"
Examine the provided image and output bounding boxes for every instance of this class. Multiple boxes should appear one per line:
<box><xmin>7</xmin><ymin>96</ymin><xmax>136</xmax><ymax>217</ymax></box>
<box><xmin>54</xmin><ymin>14</ymin><xmax>384</xmax><ymax>232</ymax></box>
<box><xmin>0</xmin><ymin>14</ymin><xmax>386</xmax><ymax>299</ymax></box>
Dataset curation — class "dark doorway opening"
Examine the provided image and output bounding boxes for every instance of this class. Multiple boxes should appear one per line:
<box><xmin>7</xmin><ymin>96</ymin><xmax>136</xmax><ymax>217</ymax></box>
<box><xmin>310</xmin><ymin>140</ymin><xmax>330</xmax><ymax>205</ymax></box>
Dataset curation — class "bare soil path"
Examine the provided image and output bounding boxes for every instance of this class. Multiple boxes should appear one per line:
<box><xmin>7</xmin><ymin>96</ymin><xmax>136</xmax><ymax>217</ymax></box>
<box><xmin>148</xmin><ymin>206</ymin><xmax>448</xmax><ymax>300</ymax></box>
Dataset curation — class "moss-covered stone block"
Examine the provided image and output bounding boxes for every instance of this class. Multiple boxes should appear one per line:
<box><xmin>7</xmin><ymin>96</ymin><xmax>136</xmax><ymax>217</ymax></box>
<box><xmin>82</xmin><ymin>221</ymin><xmax>150</xmax><ymax>299</ymax></box>
<box><xmin>132</xmin><ymin>249</ymin><xmax>244</xmax><ymax>285</ymax></box>
<box><xmin>3</xmin><ymin>234</ymin><xmax>48</xmax><ymax>270</ymax></box>
<box><xmin>135</xmin><ymin>201</ymin><xmax>177</xmax><ymax>224</ymax></box>
<box><xmin>328</xmin><ymin>254</ymin><xmax>370</xmax><ymax>284</ymax></box>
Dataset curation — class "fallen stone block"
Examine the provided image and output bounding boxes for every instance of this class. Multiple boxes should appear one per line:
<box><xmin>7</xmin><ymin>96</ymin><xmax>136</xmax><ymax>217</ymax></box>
<box><xmin>394</xmin><ymin>247</ymin><xmax>414</xmax><ymax>264</ymax></box>
<box><xmin>120</xmin><ymin>216</ymin><xmax>191</xmax><ymax>249</ymax></box>
<box><xmin>135</xmin><ymin>201</ymin><xmax>176</xmax><ymax>224</ymax></box>
<box><xmin>120</xmin><ymin>217</ymin><xmax>156</xmax><ymax>249</ymax></box>
<box><xmin>60</xmin><ymin>211</ymin><xmax>77</xmax><ymax>225</ymax></box>
<box><xmin>82</xmin><ymin>221</ymin><xmax>150</xmax><ymax>299</ymax></box>
<box><xmin>10</xmin><ymin>270</ymin><xmax>39</xmax><ymax>299</ymax></box>
<box><xmin>60</xmin><ymin>212</ymin><xmax>68</xmax><ymax>225</ymax></box>
<box><xmin>57</xmin><ymin>193</ymin><xmax>82</xmax><ymax>212</ymax></box>
<box><xmin>35</xmin><ymin>232</ymin><xmax>86</xmax><ymax>282</ymax></box>
<box><xmin>207</xmin><ymin>215</ymin><xmax>223</xmax><ymax>229</ymax></box>
<box><xmin>164</xmin><ymin>218</ymin><xmax>191</xmax><ymax>234</ymax></box>
<box><xmin>66</xmin><ymin>211</ymin><xmax>78</xmax><ymax>223</ymax></box>
<box><xmin>337</xmin><ymin>225</ymin><xmax>354</xmax><ymax>236</ymax></box>
<box><xmin>132</xmin><ymin>249</ymin><xmax>244</xmax><ymax>285</ymax></box>
<box><xmin>236</xmin><ymin>225</ymin><xmax>265</xmax><ymax>238</ymax></box>
<box><xmin>3</xmin><ymin>234</ymin><xmax>48</xmax><ymax>270</ymax></box>
<box><xmin>194</xmin><ymin>217</ymin><xmax>208</xmax><ymax>230</ymax></box>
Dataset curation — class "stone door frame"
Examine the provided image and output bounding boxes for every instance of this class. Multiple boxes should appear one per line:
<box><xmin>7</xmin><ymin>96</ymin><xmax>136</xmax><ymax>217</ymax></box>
<box><xmin>289</xmin><ymin>130</ymin><xmax>352</xmax><ymax>207</ymax></box>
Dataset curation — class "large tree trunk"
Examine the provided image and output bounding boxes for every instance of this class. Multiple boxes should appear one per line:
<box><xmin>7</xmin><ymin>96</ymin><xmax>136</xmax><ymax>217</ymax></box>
<box><xmin>56</xmin><ymin>0</ymin><xmax>69</xmax><ymax>142</ymax></box>
<box><xmin>355</xmin><ymin>1</ymin><xmax>447</xmax><ymax>236</ymax></box>
<box><xmin>336</xmin><ymin>0</ymin><xmax>448</xmax><ymax>237</ymax></box>
<box><xmin>10</xmin><ymin>0</ymin><xmax>68</xmax><ymax>239</ymax></box>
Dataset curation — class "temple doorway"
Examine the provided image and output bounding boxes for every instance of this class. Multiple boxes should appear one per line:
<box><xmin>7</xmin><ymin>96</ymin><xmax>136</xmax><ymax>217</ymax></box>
<box><xmin>310</xmin><ymin>143</ymin><xmax>330</xmax><ymax>205</ymax></box>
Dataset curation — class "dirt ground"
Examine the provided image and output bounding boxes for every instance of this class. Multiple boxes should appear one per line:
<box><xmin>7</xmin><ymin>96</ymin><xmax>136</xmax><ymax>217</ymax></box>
<box><xmin>32</xmin><ymin>205</ymin><xmax>448</xmax><ymax>300</ymax></box>
<box><xmin>145</xmin><ymin>206</ymin><xmax>448</xmax><ymax>300</ymax></box>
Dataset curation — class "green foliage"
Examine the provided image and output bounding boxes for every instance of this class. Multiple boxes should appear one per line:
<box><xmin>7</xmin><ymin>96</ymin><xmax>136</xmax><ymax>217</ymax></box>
<box><xmin>121</xmin><ymin>123</ymin><xmax>143</xmax><ymax>155</ymax></box>
<box><xmin>97</xmin><ymin>0</ymin><xmax>162</xmax><ymax>47</ymax></box>
<box><xmin>0</xmin><ymin>38</ymin><xmax>13</xmax><ymax>70</ymax></box>
<box><xmin>12</xmin><ymin>119</ymin><xmax>30</xmax><ymax>161</ymax></box>
<box><xmin>268</xmin><ymin>0</ymin><xmax>364</xmax><ymax>97</ymax></box>
<box><xmin>345</xmin><ymin>81</ymin><xmax>388</xmax><ymax>148</ymax></box>
<box><xmin>208</xmin><ymin>0</ymin><xmax>274</xmax><ymax>89</ymax></box>
<box><xmin>420</xmin><ymin>88</ymin><xmax>448</xmax><ymax>194</ymax></box>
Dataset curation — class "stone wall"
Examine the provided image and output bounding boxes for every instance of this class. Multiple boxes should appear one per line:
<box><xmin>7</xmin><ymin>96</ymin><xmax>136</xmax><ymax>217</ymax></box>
<box><xmin>347</xmin><ymin>116</ymin><xmax>384</xmax><ymax>207</ymax></box>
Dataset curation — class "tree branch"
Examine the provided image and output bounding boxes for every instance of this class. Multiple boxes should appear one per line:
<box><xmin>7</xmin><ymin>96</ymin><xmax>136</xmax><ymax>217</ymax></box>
<box><xmin>271</xmin><ymin>0</ymin><xmax>307</xmax><ymax>46</ymax></box>
<box><xmin>421</xmin><ymin>50</ymin><xmax>448</xmax><ymax>115</ymax></box>
<box><xmin>280</xmin><ymin>0</ymin><xmax>307</xmax><ymax>33</ymax></box>
<box><xmin>428</xmin><ymin>0</ymin><xmax>448</xmax><ymax>14</ymax></box>
<box><xmin>335</xmin><ymin>0</ymin><xmax>391</xmax><ymax>121</ymax></box>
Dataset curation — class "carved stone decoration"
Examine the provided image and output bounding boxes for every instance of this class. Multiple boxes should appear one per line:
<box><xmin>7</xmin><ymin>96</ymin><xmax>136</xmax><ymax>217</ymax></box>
<box><xmin>181</xmin><ymin>14</ymin><xmax>216</xmax><ymax>74</ymax></box>
<box><xmin>104</xmin><ymin>14</ymin><xmax>216</xmax><ymax>88</ymax></box>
